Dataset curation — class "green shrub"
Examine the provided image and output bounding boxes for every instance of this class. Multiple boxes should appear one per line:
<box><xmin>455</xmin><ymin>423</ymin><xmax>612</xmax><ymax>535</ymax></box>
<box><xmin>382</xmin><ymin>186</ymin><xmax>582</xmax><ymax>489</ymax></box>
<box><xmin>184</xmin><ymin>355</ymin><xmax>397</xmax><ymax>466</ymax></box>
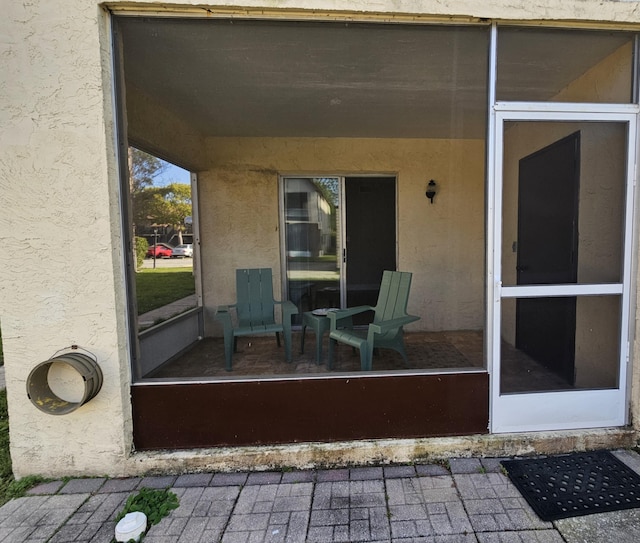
<box><xmin>135</xmin><ymin>237</ymin><xmax>149</xmax><ymax>270</ymax></box>
<box><xmin>116</xmin><ymin>487</ymin><xmax>179</xmax><ymax>528</ymax></box>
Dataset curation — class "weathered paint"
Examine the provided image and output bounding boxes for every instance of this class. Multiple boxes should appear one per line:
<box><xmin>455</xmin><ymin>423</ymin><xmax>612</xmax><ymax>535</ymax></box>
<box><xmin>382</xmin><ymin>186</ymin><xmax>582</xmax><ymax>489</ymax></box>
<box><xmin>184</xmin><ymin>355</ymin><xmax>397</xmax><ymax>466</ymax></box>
<box><xmin>109</xmin><ymin>1</ymin><xmax>640</xmax><ymax>26</ymax></box>
<box><xmin>126</xmin><ymin>427</ymin><xmax>635</xmax><ymax>475</ymax></box>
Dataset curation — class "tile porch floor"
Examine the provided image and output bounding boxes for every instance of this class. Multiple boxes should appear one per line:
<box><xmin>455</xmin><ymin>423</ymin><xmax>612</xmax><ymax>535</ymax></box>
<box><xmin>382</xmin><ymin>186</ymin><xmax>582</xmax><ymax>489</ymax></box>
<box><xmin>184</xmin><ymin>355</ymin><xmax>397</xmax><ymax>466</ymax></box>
<box><xmin>146</xmin><ymin>329</ymin><xmax>573</xmax><ymax>394</ymax></box>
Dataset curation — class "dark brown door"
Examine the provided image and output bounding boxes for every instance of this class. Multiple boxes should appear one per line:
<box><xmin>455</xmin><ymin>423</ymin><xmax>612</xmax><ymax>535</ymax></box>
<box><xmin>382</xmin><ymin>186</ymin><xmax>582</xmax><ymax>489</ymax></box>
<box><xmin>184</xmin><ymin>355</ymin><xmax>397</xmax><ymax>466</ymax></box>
<box><xmin>515</xmin><ymin>132</ymin><xmax>580</xmax><ymax>385</ymax></box>
<box><xmin>345</xmin><ymin>177</ymin><xmax>396</xmax><ymax>319</ymax></box>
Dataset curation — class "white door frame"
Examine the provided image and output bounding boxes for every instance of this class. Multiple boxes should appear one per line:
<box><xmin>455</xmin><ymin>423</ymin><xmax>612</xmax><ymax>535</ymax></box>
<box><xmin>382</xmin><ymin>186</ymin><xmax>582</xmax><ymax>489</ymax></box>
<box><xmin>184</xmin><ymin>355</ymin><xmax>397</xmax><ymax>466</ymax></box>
<box><xmin>488</xmin><ymin>104</ymin><xmax>638</xmax><ymax>433</ymax></box>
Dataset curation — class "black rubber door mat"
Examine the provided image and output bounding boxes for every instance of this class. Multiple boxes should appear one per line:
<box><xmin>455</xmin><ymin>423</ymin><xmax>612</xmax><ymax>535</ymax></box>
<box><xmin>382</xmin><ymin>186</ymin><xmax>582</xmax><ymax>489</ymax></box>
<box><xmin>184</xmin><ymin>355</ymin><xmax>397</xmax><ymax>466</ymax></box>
<box><xmin>501</xmin><ymin>451</ymin><xmax>640</xmax><ymax>521</ymax></box>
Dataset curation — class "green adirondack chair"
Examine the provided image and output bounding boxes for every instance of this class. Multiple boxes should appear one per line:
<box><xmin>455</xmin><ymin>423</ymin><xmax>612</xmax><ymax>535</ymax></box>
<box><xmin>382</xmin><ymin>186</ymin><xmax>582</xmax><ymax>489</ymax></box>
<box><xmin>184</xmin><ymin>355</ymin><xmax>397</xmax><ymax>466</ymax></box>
<box><xmin>215</xmin><ymin>268</ymin><xmax>298</xmax><ymax>371</ymax></box>
<box><xmin>327</xmin><ymin>270</ymin><xmax>419</xmax><ymax>371</ymax></box>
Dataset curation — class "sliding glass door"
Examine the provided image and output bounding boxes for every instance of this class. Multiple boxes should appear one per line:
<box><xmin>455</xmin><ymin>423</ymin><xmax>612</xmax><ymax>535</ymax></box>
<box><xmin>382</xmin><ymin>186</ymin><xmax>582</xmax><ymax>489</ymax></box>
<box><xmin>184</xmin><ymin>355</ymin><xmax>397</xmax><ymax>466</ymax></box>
<box><xmin>281</xmin><ymin>176</ymin><xmax>397</xmax><ymax>324</ymax></box>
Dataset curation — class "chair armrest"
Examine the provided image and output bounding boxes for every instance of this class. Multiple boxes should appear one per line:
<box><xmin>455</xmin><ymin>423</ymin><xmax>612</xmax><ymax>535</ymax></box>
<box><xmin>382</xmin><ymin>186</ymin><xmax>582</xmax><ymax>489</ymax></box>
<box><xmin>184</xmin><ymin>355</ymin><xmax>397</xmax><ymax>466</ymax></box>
<box><xmin>276</xmin><ymin>300</ymin><xmax>299</xmax><ymax>319</ymax></box>
<box><xmin>215</xmin><ymin>304</ymin><xmax>236</xmax><ymax>330</ymax></box>
<box><xmin>327</xmin><ymin>306</ymin><xmax>373</xmax><ymax>329</ymax></box>
<box><xmin>215</xmin><ymin>304</ymin><xmax>236</xmax><ymax>314</ymax></box>
<box><xmin>368</xmin><ymin>315</ymin><xmax>420</xmax><ymax>335</ymax></box>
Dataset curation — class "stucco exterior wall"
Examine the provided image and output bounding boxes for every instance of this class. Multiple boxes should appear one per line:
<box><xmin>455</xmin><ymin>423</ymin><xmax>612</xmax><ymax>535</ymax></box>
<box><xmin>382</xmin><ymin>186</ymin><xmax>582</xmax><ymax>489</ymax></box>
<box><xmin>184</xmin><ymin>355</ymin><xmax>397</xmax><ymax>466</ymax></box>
<box><xmin>574</xmin><ymin>126</ymin><xmax>625</xmax><ymax>389</ymax></box>
<box><xmin>198</xmin><ymin>137</ymin><xmax>486</xmax><ymax>335</ymax></box>
<box><xmin>2</xmin><ymin>0</ymin><xmax>640</xmax><ymax>479</ymax></box>
<box><xmin>0</xmin><ymin>2</ymin><xmax>133</xmax><ymax>477</ymax></box>
<box><xmin>554</xmin><ymin>42</ymin><xmax>633</xmax><ymax>104</ymax></box>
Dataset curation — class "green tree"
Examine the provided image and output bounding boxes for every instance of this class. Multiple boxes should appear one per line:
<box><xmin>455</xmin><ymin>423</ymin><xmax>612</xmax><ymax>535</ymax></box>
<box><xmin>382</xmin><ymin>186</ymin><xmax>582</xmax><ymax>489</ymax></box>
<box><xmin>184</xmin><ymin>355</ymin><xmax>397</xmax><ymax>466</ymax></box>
<box><xmin>129</xmin><ymin>148</ymin><xmax>192</xmax><ymax>231</ymax></box>
<box><xmin>129</xmin><ymin>147</ymin><xmax>167</xmax><ymax>192</ymax></box>
<box><xmin>130</xmin><ymin>148</ymin><xmax>167</xmax><ymax>226</ymax></box>
<box><xmin>143</xmin><ymin>183</ymin><xmax>192</xmax><ymax>229</ymax></box>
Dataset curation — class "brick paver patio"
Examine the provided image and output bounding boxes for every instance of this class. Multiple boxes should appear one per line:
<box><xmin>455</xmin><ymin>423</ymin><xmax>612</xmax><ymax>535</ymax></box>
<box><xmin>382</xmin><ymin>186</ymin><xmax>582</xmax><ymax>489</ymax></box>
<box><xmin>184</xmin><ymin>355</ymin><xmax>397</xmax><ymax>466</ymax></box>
<box><xmin>1</xmin><ymin>451</ymin><xmax>640</xmax><ymax>542</ymax></box>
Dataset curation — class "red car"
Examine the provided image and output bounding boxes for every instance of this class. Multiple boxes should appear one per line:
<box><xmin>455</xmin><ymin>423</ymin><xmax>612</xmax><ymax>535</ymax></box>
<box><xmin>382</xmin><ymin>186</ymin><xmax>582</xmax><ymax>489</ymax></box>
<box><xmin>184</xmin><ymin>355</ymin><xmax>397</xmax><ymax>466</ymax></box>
<box><xmin>146</xmin><ymin>243</ymin><xmax>173</xmax><ymax>258</ymax></box>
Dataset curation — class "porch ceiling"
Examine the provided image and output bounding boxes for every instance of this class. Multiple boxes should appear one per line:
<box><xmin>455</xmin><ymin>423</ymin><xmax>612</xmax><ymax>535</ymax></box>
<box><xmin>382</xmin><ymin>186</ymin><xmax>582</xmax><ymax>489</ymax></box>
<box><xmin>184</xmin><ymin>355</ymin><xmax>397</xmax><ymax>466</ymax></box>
<box><xmin>118</xmin><ymin>17</ymin><xmax>630</xmax><ymax>140</ymax></box>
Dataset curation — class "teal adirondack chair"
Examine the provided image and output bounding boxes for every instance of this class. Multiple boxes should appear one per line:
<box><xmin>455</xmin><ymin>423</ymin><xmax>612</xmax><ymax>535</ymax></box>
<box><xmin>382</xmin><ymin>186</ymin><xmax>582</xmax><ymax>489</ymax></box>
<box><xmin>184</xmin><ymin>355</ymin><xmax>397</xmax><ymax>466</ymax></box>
<box><xmin>215</xmin><ymin>268</ymin><xmax>298</xmax><ymax>371</ymax></box>
<box><xmin>327</xmin><ymin>271</ymin><xmax>419</xmax><ymax>371</ymax></box>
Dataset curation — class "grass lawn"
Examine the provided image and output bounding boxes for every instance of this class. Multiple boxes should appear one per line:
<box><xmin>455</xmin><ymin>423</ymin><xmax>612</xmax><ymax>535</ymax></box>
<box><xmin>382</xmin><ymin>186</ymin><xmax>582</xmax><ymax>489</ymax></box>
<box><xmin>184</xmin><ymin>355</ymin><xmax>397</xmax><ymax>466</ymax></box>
<box><xmin>0</xmin><ymin>389</ymin><xmax>14</xmax><ymax>504</ymax></box>
<box><xmin>0</xmin><ymin>391</ymin><xmax>8</xmax><ymax>479</ymax></box>
<box><xmin>136</xmin><ymin>268</ymin><xmax>196</xmax><ymax>315</ymax></box>
<box><xmin>0</xmin><ymin>390</ymin><xmax>44</xmax><ymax>505</ymax></box>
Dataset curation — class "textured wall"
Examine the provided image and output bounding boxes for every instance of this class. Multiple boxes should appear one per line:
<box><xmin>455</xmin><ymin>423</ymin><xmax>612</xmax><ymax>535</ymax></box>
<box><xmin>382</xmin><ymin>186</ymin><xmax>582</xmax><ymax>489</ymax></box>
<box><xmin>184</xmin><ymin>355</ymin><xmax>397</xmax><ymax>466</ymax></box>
<box><xmin>0</xmin><ymin>2</ymin><xmax>132</xmax><ymax>477</ymax></box>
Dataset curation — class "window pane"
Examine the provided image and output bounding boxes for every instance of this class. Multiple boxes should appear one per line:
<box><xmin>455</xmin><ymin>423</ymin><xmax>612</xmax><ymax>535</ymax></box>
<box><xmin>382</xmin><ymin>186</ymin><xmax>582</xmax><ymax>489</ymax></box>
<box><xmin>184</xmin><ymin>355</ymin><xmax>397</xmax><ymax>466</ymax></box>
<box><xmin>497</xmin><ymin>27</ymin><xmax>635</xmax><ymax>103</ymax></box>
<box><xmin>284</xmin><ymin>178</ymin><xmax>341</xmax><ymax>325</ymax></box>
<box><xmin>119</xmin><ymin>20</ymin><xmax>490</xmax><ymax>381</ymax></box>
<box><xmin>502</xmin><ymin>121</ymin><xmax>627</xmax><ymax>286</ymax></box>
<box><xmin>500</xmin><ymin>296</ymin><xmax>621</xmax><ymax>394</ymax></box>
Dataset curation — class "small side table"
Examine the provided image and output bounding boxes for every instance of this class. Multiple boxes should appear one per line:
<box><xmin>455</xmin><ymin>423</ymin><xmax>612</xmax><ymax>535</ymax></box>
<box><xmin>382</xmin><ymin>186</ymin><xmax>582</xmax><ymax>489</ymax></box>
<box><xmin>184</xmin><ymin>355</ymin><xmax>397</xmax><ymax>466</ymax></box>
<box><xmin>301</xmin><ymin>310</ymin><xmax>352</xmax><ymax>364</ymax></box>
<box><xmin>300</xmin><ymin>311</ymin><xmax>331</xmax><ymax>364</ymax></box>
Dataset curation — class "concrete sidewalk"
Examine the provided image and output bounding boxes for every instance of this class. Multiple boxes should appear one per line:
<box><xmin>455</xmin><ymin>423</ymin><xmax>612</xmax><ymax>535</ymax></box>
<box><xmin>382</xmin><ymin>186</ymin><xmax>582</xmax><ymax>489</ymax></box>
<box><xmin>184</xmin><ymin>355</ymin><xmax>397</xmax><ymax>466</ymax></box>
<box><xmin>2</xmin><ymin>450</ymin><xmax>640</xmax><ymax>543</ymax></box>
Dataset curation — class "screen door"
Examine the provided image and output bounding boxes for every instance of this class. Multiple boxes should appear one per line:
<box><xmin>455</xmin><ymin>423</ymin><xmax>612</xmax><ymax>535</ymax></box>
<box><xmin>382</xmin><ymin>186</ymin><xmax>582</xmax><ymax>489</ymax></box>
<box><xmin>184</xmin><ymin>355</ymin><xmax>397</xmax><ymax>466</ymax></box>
<box><xmin>490</xmin><ymin>109</ymin><xmax>636</xmax><ymax>433</ymax></box>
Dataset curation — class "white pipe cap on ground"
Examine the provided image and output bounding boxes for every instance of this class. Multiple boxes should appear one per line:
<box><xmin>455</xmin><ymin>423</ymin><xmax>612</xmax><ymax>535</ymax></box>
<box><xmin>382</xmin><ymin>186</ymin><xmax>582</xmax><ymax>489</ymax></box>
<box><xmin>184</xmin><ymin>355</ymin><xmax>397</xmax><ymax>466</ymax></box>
<box><xmin>115</xmin><ymin>511</ymin><xmax>147</xmax><ymax>542</ymax></box>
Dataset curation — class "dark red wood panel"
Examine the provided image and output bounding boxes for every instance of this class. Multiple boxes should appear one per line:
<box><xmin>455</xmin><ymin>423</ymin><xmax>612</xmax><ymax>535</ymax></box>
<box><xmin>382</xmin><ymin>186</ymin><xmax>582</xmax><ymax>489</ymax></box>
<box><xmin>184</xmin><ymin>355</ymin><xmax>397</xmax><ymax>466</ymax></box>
<box><xmin>132</xmin><ymin>373</ymin><xmax>488</xmax><ymax>450</ymax></box>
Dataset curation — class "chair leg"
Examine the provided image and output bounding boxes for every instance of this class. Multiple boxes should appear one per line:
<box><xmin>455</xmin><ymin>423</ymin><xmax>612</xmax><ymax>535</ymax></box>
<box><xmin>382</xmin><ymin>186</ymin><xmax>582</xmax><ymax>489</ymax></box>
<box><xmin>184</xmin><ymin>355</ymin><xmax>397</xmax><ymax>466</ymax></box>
<box><xmin>283</xmin><ymin>329</ymin><xmax>292</xmax><ymax>363</ymax></box>
<box><xmin>300</xmin><ymin>324</ymin><xmax>307</xmax><ymax>354</ymax></box>
<box><xmin>359</xmin><ymin>344</ymin><xmax>372</xmax><ymax>371</ymax></box>
<box><xmin>314</xmin><ymin>331</ymin><xmax>322</xmax><ymax>365</ymax></box>
<box><xmin>276</xmin><ymin>331</ymin><xmax>281</xmax><ymax>347</ymax></box>
<box><xmin>397</xmin><ymin>344</ymin><xmax>409</xmax><ymax>366</ymax></box>
<box><xmin>328</xmin><ymin>338</ymin><xmax>336</xmax><ymax>370</ymax></box>
<box><xmin>388</xmin><ymin>337</ymin><xmax>410</xmax><ymax>366</ymax></box>
<box><xmin>224</xmin><ymin>334</ymin><xmax>235</xmax><ymax>371</ymax></box>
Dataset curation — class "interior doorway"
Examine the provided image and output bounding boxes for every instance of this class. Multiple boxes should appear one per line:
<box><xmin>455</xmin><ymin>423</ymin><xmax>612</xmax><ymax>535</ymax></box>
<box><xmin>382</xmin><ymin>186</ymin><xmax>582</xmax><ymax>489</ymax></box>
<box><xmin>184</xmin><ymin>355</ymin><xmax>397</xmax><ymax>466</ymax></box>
<box><xmin>515</xmin><ymin>132</ymin><xmax>580</xmax><ymax>384</ymax></box>
<box><xmin>345</xmin><ymin>177</ymin><xmax>397</xmax><ymax>320</ymax></box>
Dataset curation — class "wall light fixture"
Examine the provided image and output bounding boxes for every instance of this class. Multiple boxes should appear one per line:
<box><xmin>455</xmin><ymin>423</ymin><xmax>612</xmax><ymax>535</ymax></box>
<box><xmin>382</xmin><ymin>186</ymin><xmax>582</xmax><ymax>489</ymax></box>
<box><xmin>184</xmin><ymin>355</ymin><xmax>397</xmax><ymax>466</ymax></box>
<box><xmin>426</xmin><ymin>179</ymin><xmax>437</xmax><ymax>204</ymax></box>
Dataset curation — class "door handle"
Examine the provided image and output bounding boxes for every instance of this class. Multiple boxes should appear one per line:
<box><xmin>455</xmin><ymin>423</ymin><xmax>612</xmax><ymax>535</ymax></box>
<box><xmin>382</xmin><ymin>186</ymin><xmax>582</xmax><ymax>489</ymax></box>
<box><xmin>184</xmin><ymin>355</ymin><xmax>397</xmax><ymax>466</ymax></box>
<box><xmin>516</xmin><ymin>265</ymin><xmax>529</xmax><ymax>272</ymax></box>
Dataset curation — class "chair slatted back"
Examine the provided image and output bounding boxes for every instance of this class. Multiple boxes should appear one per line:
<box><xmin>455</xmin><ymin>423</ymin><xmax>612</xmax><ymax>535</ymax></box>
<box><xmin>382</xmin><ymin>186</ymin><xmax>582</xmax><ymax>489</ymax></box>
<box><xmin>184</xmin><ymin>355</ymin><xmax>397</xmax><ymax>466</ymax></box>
<box><xmin>373</xmin><ymin>270</ymin><xmax>412</xmax><ymax>324</ymax></box>
<box><xmin>236</xmin><ymin>268</ymin><xmax>276</xmax><ymax>328</ymax></box>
